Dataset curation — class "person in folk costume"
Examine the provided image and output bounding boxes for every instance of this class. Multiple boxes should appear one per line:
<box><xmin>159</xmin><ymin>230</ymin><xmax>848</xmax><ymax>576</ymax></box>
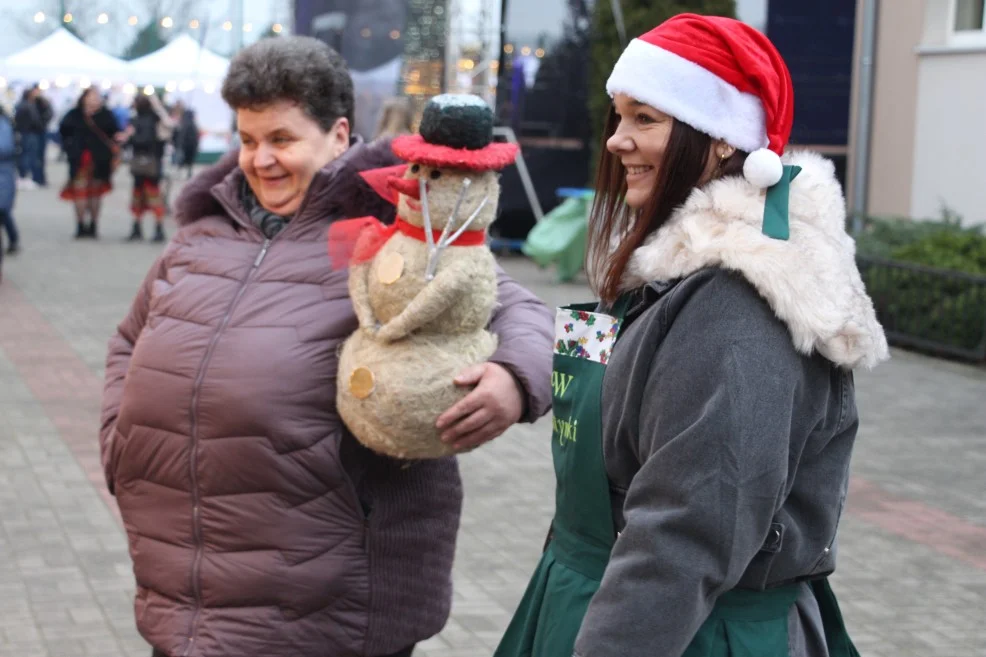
<box><xmin>125</xmin><ymin>92</ymin><xmax>175</xmax><ymax>243</ymax></box>
<box><xmin>495</xmin><ymin>14</ymin><xmax>889</xmax><ymax>657</ymax></box>
<box><xmin>59</xmin><ymin>88</ymin><xmax>122</xmax><ymax>239</ymax></box>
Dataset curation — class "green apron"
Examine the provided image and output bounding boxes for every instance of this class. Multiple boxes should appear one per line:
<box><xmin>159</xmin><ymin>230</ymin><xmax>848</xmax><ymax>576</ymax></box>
<box><xmin>495</xmin><ymin>297</ymin><xmax>862</xmax><ymax>657</ymax></box>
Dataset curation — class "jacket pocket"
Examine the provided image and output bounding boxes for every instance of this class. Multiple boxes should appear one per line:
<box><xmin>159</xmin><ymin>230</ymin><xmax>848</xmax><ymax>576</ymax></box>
<box><xmin>107</xmin><ymin>425</ymin><xmax>130</xmax><ymax>491</ymax></box>
<box><xmin>809</xmin><ymin>481</ymin><xmax>849</xmax><ymax>575</ymax></box>
<box><xmin>112</xmin><ymin>423</ymin><xmax>156</xmax><ymax>488</ymax></box>
<box><xmin>134</xmin><ymin>584</ymin><xmax>150</xmax><ymax>625</ymax></box>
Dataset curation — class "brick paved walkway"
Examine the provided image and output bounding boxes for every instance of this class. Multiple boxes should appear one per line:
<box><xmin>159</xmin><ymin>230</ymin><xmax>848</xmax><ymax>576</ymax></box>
<box><xmin>1</xmin><ymin>172</ymin><xmax>984</xmax><ymax>656</ymax></box>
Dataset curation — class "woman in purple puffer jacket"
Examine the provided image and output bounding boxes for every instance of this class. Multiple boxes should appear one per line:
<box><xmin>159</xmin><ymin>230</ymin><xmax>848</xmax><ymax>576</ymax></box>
<box><xmin>100</xmin><ymin>36</ymin><xmax>554</xmax><ymax>657</ymax></box>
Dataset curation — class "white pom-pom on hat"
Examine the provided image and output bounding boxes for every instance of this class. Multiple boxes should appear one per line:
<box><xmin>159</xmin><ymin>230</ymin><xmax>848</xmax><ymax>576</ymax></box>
<box><xmin>743</xmin><ymin>148</ymin><xmax>784</xmax><ymax>188</ymax></box>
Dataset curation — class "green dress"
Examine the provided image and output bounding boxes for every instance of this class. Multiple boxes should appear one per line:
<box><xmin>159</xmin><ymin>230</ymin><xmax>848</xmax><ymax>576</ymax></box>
<box><xmin>495</xmin><ymin>297</ymin><xmax>861</xmax><ymax>657</ymax></box>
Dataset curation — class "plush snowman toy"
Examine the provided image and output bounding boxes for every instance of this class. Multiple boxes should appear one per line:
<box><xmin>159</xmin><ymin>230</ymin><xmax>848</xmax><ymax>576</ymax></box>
<box><xmin>333</xmin><ymin>94</ymin><xmax>519</xmax><ymax>459</ymax></box>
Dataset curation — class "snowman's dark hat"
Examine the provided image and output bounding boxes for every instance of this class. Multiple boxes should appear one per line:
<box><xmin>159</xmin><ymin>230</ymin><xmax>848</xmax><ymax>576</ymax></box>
<box><xmin>391</xmin><ymin>94</ymin><xmax>518</xmax><ymax>171</ymax></box>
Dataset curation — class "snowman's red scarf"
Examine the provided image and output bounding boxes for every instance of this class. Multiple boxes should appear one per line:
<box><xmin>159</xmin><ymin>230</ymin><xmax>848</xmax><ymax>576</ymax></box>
<box><xmin>328</xmin><ymin>216</ymin><xmax>487</xmax><ymax>269</ymax></box>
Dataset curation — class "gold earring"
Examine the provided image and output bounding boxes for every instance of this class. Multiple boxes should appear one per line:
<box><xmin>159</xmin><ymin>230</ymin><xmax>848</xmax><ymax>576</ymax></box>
<box><xmin>715</xmin><ymin>151</ymin><xmax>729</xmax><ymax>178</ymax></box>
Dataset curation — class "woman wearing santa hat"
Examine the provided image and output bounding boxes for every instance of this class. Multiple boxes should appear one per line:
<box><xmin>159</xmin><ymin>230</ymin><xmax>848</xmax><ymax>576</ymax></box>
<box><xmin>495</xmin><ymin>13</ymin><xmax>889</xmax><ymax>657</ymax></box>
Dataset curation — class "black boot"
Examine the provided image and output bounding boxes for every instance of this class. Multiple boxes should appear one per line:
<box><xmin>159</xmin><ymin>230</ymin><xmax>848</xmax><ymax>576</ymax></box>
<box><xmin>128</xmin><ymin>221</ymin><xmax>144</xmax><ymax>242</ymax></box>
<box><xmin>75</xmin><ymin>222</ymin><xmax>87</xmax><ymax>239</ymax></box>
<box><xmin>87</xmin><ymin>222</ymin><xmax>98</xmax><ymax>239</ymax></box>
<box><xmin>152</xmin><ymin>223</ymin><xmax>166</xmax><ymax>243</ymax></box>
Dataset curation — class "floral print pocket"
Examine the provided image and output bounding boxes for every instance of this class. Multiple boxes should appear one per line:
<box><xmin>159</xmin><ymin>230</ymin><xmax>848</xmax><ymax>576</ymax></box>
<box><xmin>553</xmin><ymin>307</ymin><xmax>621</xmax><ymax>365</ymax></box>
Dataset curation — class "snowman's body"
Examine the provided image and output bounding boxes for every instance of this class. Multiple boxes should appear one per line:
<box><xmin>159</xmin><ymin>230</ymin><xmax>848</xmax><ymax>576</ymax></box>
<box><xmin>366</xmin><ymin>233</ymin><xmax>497</xmax><ymax>333</ymax></box>
<box><xmin>336</xmin><ymin>165</ymin><xmax>500</xmax><ymax>459</ymax></box>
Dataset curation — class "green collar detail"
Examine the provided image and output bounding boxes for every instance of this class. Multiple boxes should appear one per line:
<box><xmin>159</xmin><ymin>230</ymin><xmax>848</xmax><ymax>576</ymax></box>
<box><xmin>762</xmin><ymin>164</ymin><xmax>802</xmax><ymax>241</ymax></box>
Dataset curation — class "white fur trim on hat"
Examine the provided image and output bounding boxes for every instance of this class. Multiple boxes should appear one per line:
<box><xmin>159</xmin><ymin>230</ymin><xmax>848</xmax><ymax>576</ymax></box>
<box><xmin>606</xmin><ymin>38</ymin><xmax>769</xmax><ymax>154</ymax></box>
<box><xmin>743</xmin><ymin>148</ymin><xmax>784</xmax><ymax>188</ymax></box>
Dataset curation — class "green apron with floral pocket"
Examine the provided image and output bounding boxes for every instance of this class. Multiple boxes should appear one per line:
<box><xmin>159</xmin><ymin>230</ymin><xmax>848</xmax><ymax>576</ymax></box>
<box><xmin>494</xmin><ymin>297</ymin><xmax>631</xmax><ymax>657</ymax></box>
<box><xmin>495</xmin><ymin>296</ymin><xmax>861</xmax><ymax>657</ymax></box>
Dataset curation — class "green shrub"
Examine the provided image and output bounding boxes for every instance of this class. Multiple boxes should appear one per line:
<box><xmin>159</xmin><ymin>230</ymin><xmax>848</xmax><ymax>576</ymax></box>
<box><xmin>853</xmin><ymin>212</ymin><xmax>982</xmax><ymax>260</ymax></box>
<box><xmin>891</xmin><ymin>230</ymin><xmax>986</xmax><ymax>276</ymax></box>
<box><xmin>861</xmin><ymin>262</ymin><xmax>986</xmax><ymax>355</ymax></box>
<box><xmin>855</xmin><ymin>212</ymin><xmax>986</xmax><ymax>358</ymax></box>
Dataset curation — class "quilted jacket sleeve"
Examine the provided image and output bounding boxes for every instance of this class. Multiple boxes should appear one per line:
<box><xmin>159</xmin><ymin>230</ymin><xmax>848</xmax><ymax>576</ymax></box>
<box><xmin>100</xmin><ymin>252</ymin><xmax>170</xmax><ymax>494</ymax></box>
<box><xmin>488</xmin><ymin>264</ymin><xmax>554</xmax><ymax>422</ymax></box>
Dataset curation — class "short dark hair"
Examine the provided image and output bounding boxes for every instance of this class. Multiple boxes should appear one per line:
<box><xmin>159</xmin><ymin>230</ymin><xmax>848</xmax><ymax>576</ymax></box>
<box><xmin>134</xmin><ymin>95</ymin><xmax>152</xmax><ymax>115</ymax></box>
<box><xmin>221</xmin><ymin>36</ymin><xmax>355</xmax><ymax>132</ymax></box>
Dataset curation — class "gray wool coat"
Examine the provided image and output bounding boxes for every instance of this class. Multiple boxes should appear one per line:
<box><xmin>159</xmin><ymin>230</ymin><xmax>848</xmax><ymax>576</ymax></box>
<box><xmin>573</xmin><ymin>152</ymin><xmax>889</xmax><ymax>657</ymax></box>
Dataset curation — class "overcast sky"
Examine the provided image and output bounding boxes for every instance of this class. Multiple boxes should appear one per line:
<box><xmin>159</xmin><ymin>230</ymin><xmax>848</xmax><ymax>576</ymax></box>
<box><xmin>0</xmin><ymin>0</ymin><xmax>768</xmax><ymax>57</ymax></box>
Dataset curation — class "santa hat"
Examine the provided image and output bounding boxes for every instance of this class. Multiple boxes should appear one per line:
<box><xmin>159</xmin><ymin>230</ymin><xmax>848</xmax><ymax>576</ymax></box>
<box><xmin>606</xmin><ymin>14</ymin><xmax>794</xmax><ymax>189</ymax></box>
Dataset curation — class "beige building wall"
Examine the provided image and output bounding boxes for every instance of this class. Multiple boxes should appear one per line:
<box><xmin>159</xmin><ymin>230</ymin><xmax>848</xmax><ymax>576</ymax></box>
<box><xmin>911</xmin><ymin>51</ymin><xmax>986</xmax><ymax>224</ymax></box>
<box><xmin>864</xmin><ymin>0</ymin><xmax>924</xmax><ymax>218</ymax></box>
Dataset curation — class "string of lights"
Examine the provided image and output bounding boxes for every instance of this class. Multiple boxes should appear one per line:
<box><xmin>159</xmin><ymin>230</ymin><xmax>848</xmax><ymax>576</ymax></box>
<box><xmin>31</xmin><ymin>11</ymin><xmax>283</xmax><ymax>33</ymax></box>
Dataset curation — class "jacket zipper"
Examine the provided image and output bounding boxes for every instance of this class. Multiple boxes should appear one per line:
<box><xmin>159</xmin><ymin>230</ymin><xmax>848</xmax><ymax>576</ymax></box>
<box><xmin>181</xmin><ymin>237</ymin><xmax>272</xmax><ymax>657</ymax></box>
<box><xmin>180</xmin><ymin>180</ymin><xmax>348</xmax><ymax>654</ymax></box>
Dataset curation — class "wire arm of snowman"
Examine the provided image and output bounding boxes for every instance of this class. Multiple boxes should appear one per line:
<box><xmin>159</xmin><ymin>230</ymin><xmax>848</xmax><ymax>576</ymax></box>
<box><xmin>374</xmin><ymin>177</ymin><xmax>490</xmax><ymax>343</ymax></box>
<box><xmin>348</xmin><ymin>257</ymin><xmax>379</xmax><ymax>332</ymax></box>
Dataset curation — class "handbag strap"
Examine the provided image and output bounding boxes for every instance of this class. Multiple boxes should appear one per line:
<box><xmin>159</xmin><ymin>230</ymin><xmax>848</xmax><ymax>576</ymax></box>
<box><xmin>83</xmin><ymin>111</ymin><xmax>118</xmax><ymax>153</ymax></box>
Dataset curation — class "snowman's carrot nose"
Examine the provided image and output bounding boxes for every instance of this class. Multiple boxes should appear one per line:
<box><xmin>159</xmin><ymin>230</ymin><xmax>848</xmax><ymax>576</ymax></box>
<box><xmin>388</xmin><ymin>176</ymin><xmax>421</xmax><ymax>200</ymax></box>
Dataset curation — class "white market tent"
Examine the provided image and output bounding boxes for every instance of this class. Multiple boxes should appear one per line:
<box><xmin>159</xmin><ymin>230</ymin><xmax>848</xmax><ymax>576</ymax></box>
<box><xmin>1</xmin><ymin>28</ymin><xmax>128</xmax><ymax>84</ymax></box>
<box><xmin>126</xmin><ymin>34</ymin><xmax>230</xmax><ymax>88</ymax></box>
<box><xmin>1</xmin><ymin>30</ymin><xmax>234</xmax><ymax>154</ymax></box>
<box><xmin>125</xmin><ymin>35</ymin><xmax>233</xmax><ymax>140</ymax></box>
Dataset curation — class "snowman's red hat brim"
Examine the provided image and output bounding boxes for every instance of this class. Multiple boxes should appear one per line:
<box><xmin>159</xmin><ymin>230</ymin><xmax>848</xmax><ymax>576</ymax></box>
<box><xmin>392</xmin><ymin>135</ymin><xmax>519</xmax><ymax>171</ymax></box>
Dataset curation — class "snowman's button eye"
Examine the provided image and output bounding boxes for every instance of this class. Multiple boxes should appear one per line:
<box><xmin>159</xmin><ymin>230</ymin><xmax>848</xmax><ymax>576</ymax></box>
<box><xmin>411</xmin><ymin>164</ymin><xmax>420</xmax><ymax>174</ymax></box>
<box><xmin>430</xmin><ymin>169</ymin><xmax>442</xmax><ymax>180</ymax></box>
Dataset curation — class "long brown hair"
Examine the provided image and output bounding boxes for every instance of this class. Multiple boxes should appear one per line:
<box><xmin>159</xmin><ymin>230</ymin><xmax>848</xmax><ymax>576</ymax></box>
<box><xmin>587</xmin><ymin>105</ymin><xmax>747</xmax><ymax>303</ymax></box>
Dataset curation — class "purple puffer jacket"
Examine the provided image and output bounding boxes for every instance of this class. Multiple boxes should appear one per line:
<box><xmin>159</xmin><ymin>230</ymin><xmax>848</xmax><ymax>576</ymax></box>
<box><xmin>100</xmin><ymin>139</ymin><xmax>554</xmax><ymax>657</ymax></box>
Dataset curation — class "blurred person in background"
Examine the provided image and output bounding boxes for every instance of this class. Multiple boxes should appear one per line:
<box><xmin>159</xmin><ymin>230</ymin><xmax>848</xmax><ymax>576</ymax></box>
<box><xmin>124</xmin><ymin>93</ymin><xmax>174</xmax><ymax>242</ymax></box>
<box><xmin>111</xmin><ymin>96</ymin><xmax>132</xmax><ymax>134</ymax></box>
<box><xmin>373</xmin><ymin>95</ymin><xmax>415</xmax><ymax>141</ymax></box>
<box><xmin>35</xmin><ymin>88</ymin><xmax>53</xmax><ymax>186</ymax></box>
<box><xmin>1</xmin><ymin>104</ymin><xmax>21</xmax><ymax>260</ymax></box>
<box><xmin>14</xmin><ymin>86</ymin><xmax>46</xmax><ymax>189</ymax></box>
<box><xmin>59</xmin><ymin>87</ymin><xmax>121</xmax><ymax>239</ymax></box>
<box><xmin>100</xmin><ymin>35</ymin><xmax>553</xmax><ymax>657</ymax></box>
<box><xmin>174</xmin><ymin>105</ymin><xmax>200</xmax><ymax>179</ymax></box>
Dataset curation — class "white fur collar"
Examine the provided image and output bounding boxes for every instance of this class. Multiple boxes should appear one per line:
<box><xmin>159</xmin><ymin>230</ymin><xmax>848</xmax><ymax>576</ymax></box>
<box><xmin>623</xmin><ymin>151</ymin><xmax>889</xmax><ymax>369</ymax></box>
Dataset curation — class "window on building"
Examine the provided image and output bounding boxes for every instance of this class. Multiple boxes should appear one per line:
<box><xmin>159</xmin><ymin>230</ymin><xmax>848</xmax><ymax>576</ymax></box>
<box><xmin>953</xmin><ymin>0</ymin><xmax>985</xmax><ymax>32</ymax></box>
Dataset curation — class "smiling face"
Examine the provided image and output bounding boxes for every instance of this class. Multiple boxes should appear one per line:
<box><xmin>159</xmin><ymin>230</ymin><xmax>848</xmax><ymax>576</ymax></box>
<box><xmin>237</xmin><ymin>100</ymin><xmax>350</xmax><ymax>216</ymax></box>
<box><xmin>397</xmin><ymin>163</ymin><xmax>499</xmax><ymax>231</ymax></box>
<box><xmin>605</xmin><ymin>93</ymin><xmax>676</xmax><ymax>209</ymax></box>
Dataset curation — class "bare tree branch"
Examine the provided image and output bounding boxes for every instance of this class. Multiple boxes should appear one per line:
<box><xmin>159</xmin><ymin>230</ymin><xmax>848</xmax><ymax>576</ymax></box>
<box><xmin>2</xmin><ymin>0</ymin><xmax>100</xmax><ymax>42</ymax></box>
<box><xmin>1</xmin><ymin>0</ymin><xmax>208</xmax><ymax>44</ymax></box>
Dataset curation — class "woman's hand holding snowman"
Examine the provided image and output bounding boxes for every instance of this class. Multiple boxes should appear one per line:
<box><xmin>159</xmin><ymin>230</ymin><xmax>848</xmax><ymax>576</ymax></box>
<box><xmin>436</xmin><ymin>362</ymin><xmax>524</xmax><ymax>449</ymax></box>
